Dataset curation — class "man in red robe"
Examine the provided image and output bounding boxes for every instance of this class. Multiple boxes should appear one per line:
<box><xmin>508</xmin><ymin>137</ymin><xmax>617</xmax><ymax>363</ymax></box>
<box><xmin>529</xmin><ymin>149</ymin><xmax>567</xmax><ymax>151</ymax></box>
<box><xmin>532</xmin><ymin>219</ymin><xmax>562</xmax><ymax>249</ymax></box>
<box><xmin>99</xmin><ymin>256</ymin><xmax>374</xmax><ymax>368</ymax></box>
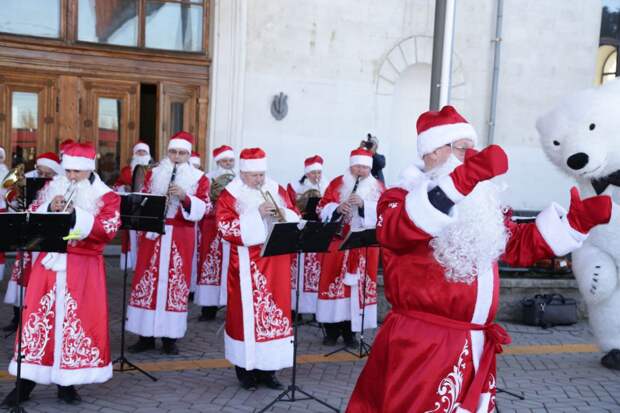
<box><xmin>217</xmin><ymin>147</ymin><xmax>299</xmax><ymax>390</ymax></box>
<box><xmin>347</xmin><ymin>106</ymin><xmax>612</xmax><ymax>413</ymax></box>
<box><xmin>126</xmin><ymin>132</ymin><xmax>211</xmax><ymax>355</ymax></box>
<box><xmin>316</xmin><ymin>148</ymin><xmax>385</xmax><ymax>348</ymax></box>
<box><xmin>195</xmin><ymin>145</ymin><xmax>236</xmax><ymax>321</ymax></box>
<box><xmin>113</xmin><ymin>141</ymin><xmax>152</xmax><ymax>271</ymax></box>
<box><xmin>3</xmin><ymin>152</ymin><xmax>63</xmax><ymax>333</ymax></box>
<box><xmin>287</xmin><ymin>155</ymin><xmax>327</xmax><ymax>317</ymax></box>
<box><xmin>1</xmin><ymin>142</ymin><xmax>121</xmax><ymax>407</ymax></box>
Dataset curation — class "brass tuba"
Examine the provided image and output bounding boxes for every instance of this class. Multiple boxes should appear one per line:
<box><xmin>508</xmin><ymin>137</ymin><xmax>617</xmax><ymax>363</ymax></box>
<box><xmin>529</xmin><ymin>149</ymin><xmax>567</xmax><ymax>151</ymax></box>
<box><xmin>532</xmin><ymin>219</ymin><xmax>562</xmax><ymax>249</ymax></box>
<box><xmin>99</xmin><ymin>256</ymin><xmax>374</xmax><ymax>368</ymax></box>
<box><xmin>210</xmin><ymin>172</ymin><xmax>235</xmax><ymax>202</ymax></box>
<box><xmin>2</xmin><ymin>164</ymin><xmax>26</xmax><ymax>211</ymax></box>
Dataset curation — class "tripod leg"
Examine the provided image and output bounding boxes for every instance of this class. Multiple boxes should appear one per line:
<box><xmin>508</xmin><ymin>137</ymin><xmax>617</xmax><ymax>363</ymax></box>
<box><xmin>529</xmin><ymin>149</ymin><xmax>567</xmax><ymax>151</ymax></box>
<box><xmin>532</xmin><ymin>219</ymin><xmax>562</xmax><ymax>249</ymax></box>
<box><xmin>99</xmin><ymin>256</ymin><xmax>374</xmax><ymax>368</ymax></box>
<box><xmin>293</xmin><ymin>387</ymin><xmax>340</xmax><ymax>412</ymax></box>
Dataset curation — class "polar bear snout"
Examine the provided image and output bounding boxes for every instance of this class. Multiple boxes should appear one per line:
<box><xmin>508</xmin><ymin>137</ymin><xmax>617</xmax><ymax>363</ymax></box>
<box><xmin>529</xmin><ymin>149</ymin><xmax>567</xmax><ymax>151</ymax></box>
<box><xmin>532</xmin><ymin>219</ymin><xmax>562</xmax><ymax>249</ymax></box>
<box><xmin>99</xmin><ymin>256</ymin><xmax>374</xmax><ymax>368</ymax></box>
<box><xmin>567</xmin><ymin>152</ymin><xmax>589</xmax><ymax>170</ymax></box>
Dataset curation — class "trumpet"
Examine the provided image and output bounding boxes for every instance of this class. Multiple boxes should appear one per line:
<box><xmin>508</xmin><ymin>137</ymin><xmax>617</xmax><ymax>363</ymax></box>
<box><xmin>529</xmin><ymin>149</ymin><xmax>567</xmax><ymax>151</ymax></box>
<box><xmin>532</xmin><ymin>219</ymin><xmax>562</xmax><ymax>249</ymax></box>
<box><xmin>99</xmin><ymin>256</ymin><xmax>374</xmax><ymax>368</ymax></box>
<box><xmin>259</xmin><ymin>187</ymin><xmax>286</xmax><ymax>223</ymax></box>
<box><xmin>62</xmin><ymin>181</ymin><xmax>78</xmax><ymax>213</ymax></box>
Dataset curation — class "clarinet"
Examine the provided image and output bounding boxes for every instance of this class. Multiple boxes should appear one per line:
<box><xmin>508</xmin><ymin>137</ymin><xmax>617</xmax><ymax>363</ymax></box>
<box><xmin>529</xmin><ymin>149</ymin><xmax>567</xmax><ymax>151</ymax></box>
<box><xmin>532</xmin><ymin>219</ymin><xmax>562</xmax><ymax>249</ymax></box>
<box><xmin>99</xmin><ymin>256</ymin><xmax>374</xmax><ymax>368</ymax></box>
<box><xmin>334</xmin><ymin>175</ymin><xmax>360</xmax><ymax>237</ymax></box>
<box><xmin>163</xmin><ymin>163</ymin><xmax>178</xmax><ymax>217</ymax></box>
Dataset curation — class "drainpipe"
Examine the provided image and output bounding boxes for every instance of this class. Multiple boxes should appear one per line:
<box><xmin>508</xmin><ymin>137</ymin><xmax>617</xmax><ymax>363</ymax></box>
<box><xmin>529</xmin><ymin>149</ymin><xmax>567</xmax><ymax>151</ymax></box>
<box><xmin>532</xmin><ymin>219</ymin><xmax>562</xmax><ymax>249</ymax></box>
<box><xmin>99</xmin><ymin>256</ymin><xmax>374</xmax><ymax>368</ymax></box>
<box><xmin>487</xmin><ymin>0</ymin><xmax>504</xmax><ymax>144</ymax></box>
<box><xmin>429</xmin><ymin>0</ymin><xmax>456</xmax><ymax>110</ymax></box>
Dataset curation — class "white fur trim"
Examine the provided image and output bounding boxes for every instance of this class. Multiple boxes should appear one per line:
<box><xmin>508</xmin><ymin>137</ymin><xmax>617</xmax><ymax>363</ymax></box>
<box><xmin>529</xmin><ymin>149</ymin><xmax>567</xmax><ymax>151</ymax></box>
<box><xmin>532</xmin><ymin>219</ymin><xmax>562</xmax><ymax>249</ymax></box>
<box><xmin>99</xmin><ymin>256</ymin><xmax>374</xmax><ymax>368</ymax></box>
<box><xmin>362</xmin><ymin>200</ymin><xmax>378</xmax><ymax>228</ymax></box>
<box><xmin>237</xmin><ymin>246</ymin><xmax>257</xmax><ymax>369</ymax></box>
<box><xmin>37</xmin><ymin>158</ymin><xmax>62</xmax><ymax>175</ymax></box>
<box><xmin>405</xmin><ymin>179</ymin><xmax>457</xmax><ymax>236</ymax></box>
<box><xmin>190</xmin><ymin>156</ymin><xmax>201</xmax><ymax>166</ymax></box>
<box><xmin>214</xmin><ymin>150</ymin><xmax>235</xmax><ymax>162</ymax></box>
<box><xmin>239</xmin><ymin>210</ymin><xmax>267</xmax><ymax>246</ymax></box>
<box><xmin>304</xmin><ymin>162</ymin><xmax>323</xmax><ymax>173</ymax></box>
<box><xmin>239</xmin><ymin>158</ymin><xmax>267</xmax><ymax>172</ymax></box>
<box><xmin>194</xmin><ymin>285</ymin><xmax>220</xmax><ymax>306</ymax></box>
<box><xmin>320</xmin><ymin>202</ymin><xmax>339</xmax><ymax>223</ymax></box>
<box><xmin>350</xmin><ymin>155</ymin><xmax>372</xmax><ymax>168</ymax></box>
<box><xmin>219</xmin><ymin>240</ymin><xmax>230</xmax><ymax>305</ymax></box>
<box><xmin>61</xmin><ymin>155</ymin><xmax>95</xmax><ymax>171</ymax></box>
<box><xmin>437</xmin><ymin>175</ymin><xmax>466</xmax><ymax>202</ymax></box>
<box><xmin>343</xmin><ymin>272</ymin><xmax>359</xmax><ymax>286</ymax></box>
<box><xmin>535</xmin><ymin>203</ymin><xmax>587</xmax><ymax>256</ymax></box>
<box><xmin>4</xmin><ymin>281</ymin><xmax>25</xmax><ymax>306</ymax></box>
<box><xmin>133</xmin><ymin>142</ymin><xmax>150</xmax><ymax>154</ymax></box>
<box><xmin>73</xmin><ymin>206</ymin><xmax>95</xmax><ymax>240</ymax></box>
<box><xmin>168</xmin><ymin>138</ymin><xmax>192</xmax><ymax>152</ymax></box>
<box><xmin>417</xmin><ymin>122</ymin><xmax>478</xmax><ymax>156</ymax></box>
<box><xmin>471</xmin><ymin>264</ymin><xmax>494</xmax><ymax>325</ymax></box>
<box><xmin>9</xmin><ymin>360</ymin><xmax>112</xmax><ymax>386</ymax></box>
<box><xmin>225</xmin><ymin>333</ymin><xmax>293</xmax><ymax>371</ymax></box>
<box><xmin>316</xmin><ymin>297</ymin><xmax>351</xmax><ymax>323</ymax></box>
<box><xmin>180</xmin><ymin>195</ymin><xmax>207</xmax><ymax>222</ymax></box>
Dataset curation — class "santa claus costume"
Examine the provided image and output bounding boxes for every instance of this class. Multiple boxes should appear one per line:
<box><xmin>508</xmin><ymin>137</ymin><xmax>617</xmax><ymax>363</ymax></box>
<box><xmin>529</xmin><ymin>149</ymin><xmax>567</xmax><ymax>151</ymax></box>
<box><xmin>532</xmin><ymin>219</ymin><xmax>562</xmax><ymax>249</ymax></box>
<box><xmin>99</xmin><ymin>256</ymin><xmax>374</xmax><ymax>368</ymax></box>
<box><xmin>287</xmin><ymin>155</ymin><xmax>327</xmax><ymax>315</ymax></box>
<box><xmin>316</xmin><ymin>149</ymin><xmax>385</xmax><ymax>347</ymax></box>
<box><xmin>113</xmin><ymin>141</ymin><xmax>152</xmax><ymax>271</ymax></box>
<box><xmin>195</xmin><ymin>145</ymin><xmax>236</xmax><ymax>321</ymax></box>
<box><xmin>2</xmin><ymin>142</ymin><xmax>121</xmax><ymax>407</ymax></box>
<box><xmin>0</xmin><ymin>147</ymin><xmax>9</xmax><ymax>284</ymax></box>
<box><xmin>126</xmin><ymin>132</ymin><xmax>210</xmax><ymax>355</ymax></box>
<box><xmin>217</xmin><ymin>147</ymin><xmax>299</xmax><ymax>390</ymax></box>
<box><xmin>3</xmin><ymin>152</ymin><xmax>63</xmax><ymax>333</ymax></box>
<box><xmin>346</xmin><ymin>106</ymin><xmax>612</xmax><ymax>413</ymax></box>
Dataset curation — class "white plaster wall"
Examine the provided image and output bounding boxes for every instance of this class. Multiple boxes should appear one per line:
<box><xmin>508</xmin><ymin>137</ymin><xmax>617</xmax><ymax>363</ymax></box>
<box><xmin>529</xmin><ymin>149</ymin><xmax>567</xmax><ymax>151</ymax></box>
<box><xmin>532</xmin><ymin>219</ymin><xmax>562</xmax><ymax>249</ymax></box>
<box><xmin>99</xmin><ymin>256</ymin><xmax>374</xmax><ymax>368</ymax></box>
<box><xmin>210</xmin><ymin>0</ymin><xmax>602</xmax><ymax>211</ymax></box>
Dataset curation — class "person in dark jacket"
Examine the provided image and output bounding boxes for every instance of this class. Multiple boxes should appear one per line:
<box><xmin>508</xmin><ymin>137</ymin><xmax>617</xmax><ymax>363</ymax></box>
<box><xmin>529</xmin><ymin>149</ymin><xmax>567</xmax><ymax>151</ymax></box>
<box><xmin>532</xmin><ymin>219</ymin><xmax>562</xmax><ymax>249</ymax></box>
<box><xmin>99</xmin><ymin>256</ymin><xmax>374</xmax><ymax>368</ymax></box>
<box><xmin>360</xmin><ymin>134</ymin><xmax>385</xmax><ymax>183</ymax></box>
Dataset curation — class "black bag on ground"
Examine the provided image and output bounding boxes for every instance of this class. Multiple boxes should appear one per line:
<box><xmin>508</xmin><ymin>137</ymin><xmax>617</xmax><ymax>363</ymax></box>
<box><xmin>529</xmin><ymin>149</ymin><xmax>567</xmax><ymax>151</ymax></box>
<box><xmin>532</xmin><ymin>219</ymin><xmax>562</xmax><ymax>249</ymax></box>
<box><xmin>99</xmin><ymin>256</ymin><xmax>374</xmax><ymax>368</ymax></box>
<box><xmin>520</xmin><ymin>294</ymin><xmax>578</xmax><ymax>328</ymax></box>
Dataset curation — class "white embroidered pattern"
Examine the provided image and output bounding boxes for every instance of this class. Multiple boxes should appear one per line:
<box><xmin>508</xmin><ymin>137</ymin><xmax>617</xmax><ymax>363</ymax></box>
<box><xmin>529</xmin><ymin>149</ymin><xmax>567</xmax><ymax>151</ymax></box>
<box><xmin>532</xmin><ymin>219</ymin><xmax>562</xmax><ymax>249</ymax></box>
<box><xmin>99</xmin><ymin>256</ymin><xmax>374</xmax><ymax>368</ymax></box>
<box><xmin>488</xmin><ymin>374</ymin><xmax>497</xmax><ymax>412</ymax></box>
<box><xmin>199</xmin><ymin>235</ymin><xmax>222</xmax><ymax>286</ymax></box>
<box><xmin>10</xmin><ymin>252</ymin><xmax>31</xmax><ymax>283</ymax></box>
<box><xmin>303</xmin><ymin>253</ymin><xmax>321</xmax><ymax>293</ymax></box>
<box><xmin>377</xmin><ymin>214</ymin><xmax>384</xmax><ymax>228</ymax></box>
<box><xmin>20</xmin><ymin>287</ymin><xmax>55</xmax><ymax>364</ymax></box>
<box><xmin>356</xmin><ymin>256</ymin><xmax>377</xmax><ymax>306</ymax></box>
<box><xmin>424</xmin><ymin>339</ymin><xmax>470</xmax><ymax>413</ymax></box>
<box><xmin>167</xmin><ymin>242</ymin><xmax>189</xmax><ymax>312</ymax></box>
<box><xmin>101</xmin><ymin>210</ymin><xmax>121</xmax><ymax>234</ymax></box>
<box><xmin>129</xmin><ymin>241</ymin><xmax>159</xmax><ymax>309</ymax></box>
<box><xmin>218</xmin><ymin>219</ymin><xmax>241</xmax><ymax>238</ymax></box>
<box><xmin>324</xmin><ymin>250</ymin><xmax>349</xmax><ymax>299</ymax></box>
<box><xmin>251</xmin><ymin>261</ymin><xmax>292</xmax><ymax>341</ymax></box>
<box><xmin>389</xmin><ymin>202</ymin><xmax>398</xmax><ymax>209</ymax></box>
<box><xmin>61</xmin><ymin>290</ymin><xmax>102</xmax><ymax>368</ymax></box>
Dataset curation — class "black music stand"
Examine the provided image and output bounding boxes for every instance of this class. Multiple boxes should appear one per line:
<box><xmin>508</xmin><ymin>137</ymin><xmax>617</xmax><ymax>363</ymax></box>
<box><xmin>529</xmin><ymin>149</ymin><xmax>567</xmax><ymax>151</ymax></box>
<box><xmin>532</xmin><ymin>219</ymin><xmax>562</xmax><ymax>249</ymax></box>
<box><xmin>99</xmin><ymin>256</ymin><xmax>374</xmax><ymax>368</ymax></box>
<box><xmin>258</xmin><ymin>221</ymin><xmax>340</xmax><ymax>413</ymax></box>
<box><xmin>24</xmin><ymin>178</ymin><xmax>50</xmax><ymax>208</ymax></box>
<box><xmin>114</xmin><ymin>193</ymin><xmax>166</xmax><ymax>382</ymax></box>
<box><xmin>324</xmin><ymin>228</ymin><xmax>377</xmax><ymax>359</ymax></box>
<box><xmin>0</xmin><ymin>211</ymin><xmax>73</xmax><ymax>413</ymax></box>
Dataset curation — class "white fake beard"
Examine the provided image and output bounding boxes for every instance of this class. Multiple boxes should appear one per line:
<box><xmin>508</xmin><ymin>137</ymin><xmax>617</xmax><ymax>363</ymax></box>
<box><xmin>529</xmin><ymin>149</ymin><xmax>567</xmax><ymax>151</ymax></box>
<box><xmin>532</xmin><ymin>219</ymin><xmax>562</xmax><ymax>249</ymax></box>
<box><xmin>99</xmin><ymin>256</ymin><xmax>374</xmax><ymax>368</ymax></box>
<box><xmin>426</xmin><ymin>154</ymin><xmax>463</xmax><ymax>181</ymax></box>
<box><xmin>213</xmin><ymin>166</ymin><xmax>235</xmax><ymax>178</ymax></box>
<box><xmin>235</xmin><ymin>180</ymin><xmax>285</xmax><ymax>216</ymax></box>
<box><xmin>339</xmin><ymin>171</ymin><xmax>380</xmax><ymax>203</ymax></box>
<box><xmin>45</xmin><ymin>175</ymin><xmax>102</xmax><ymax>215</ymax></box>
<box><xmin>429</xmin><ymin>181</ymin><xmax>509</xmax><ymax>285</ymax></box>
<box><xmin>150</xmin><ymin>158</ymin><xmax>197</xmax><ymax>217</ymax></box>
<box><xmin>130</xmin><ymin>155</ymin><xmax>151</xmax><ymax>171</ymax></box>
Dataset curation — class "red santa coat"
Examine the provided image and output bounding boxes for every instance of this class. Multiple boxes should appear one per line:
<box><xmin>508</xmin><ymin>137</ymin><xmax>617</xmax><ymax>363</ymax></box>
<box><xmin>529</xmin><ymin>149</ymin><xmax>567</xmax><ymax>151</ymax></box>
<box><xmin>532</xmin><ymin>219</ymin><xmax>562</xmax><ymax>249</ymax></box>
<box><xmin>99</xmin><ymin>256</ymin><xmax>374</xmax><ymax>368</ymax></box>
<box><xmin>9</xmin><ymin>174</ymin><xmax>121</xmax><ymax>386</ymax></box>
<box><xmin>287</xmin><ymin>179</ymin><xmax>326</xmax><ymax>314</ymax></box>
<box><xmin>347</xmin><ymin>177</ymin><xmax>588</xmax><ymax>413</ymax></box>
<box><xmin>195</xmin><ymin>169</ymin><xmax>234</xmax><ymax>307</ymax></box>
<box><xmin>316</xmin><ymin>174</ymin><xmax>384</xmax><ymax>331</ymax></box>
<box><xmin>217</xmin><ymin>177</ymin><xmax>299</xmax><ymax>370</ymax></box>
<box><xmin>126</xmin><ymin>161</ymin><xmax>210</xmax><ymax>338</ymax></box>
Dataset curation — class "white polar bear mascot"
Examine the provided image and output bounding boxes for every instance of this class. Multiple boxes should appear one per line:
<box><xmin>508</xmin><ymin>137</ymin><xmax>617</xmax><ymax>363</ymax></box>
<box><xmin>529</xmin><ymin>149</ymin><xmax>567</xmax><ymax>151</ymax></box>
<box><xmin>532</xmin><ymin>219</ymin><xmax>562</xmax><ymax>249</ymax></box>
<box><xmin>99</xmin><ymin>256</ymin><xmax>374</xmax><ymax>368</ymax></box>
<box><xmin>537</xmin><ymin>78</ymin><xmax>620</xmax><ymax>369</ymax></box>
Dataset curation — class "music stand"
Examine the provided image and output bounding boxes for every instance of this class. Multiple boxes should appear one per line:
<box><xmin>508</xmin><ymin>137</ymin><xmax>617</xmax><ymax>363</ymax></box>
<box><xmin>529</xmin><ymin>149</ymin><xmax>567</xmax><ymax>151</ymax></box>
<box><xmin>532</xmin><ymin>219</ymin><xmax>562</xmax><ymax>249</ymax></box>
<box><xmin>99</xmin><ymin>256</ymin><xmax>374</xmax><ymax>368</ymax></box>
<box><xmin>258</xmin><ymin>221</ymin><xmax>340</xmax><ymax>413</ymax></box>
<box><xmin>324</xmin><ymin>228</ymin><xmax>377</xmax><ymax>359</ymax></box>
<box><xmin>0</xmin><ymin>211</ymin><xmax>73</xmax><ymax>413</ymax></box>
<box><xmin>24</xmin><ymin>178</ymin><xmax>50</xmax><ymax>208</ymax></box>
<box><xmin>114</xmin><ymin>193</ymin><xmax>166</xmax><ymax>382</ymax></box>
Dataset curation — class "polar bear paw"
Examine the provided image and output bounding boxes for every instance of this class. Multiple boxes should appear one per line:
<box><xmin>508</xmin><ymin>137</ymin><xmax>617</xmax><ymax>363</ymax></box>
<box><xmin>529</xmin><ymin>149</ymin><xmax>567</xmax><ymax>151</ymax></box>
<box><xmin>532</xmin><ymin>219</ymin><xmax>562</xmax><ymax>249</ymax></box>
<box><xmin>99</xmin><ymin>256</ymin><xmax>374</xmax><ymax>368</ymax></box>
<box><xmin>571</xmin><ymin>244</ymin><xmax>617</xmax><ymax>304</ymax></box>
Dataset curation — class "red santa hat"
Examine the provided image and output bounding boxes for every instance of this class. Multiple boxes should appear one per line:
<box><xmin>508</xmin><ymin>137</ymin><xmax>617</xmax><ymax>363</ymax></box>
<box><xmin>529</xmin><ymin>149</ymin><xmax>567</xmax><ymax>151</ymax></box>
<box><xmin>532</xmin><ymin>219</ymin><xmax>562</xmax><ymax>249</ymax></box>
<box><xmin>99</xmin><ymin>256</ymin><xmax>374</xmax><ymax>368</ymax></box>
<box><xmin>239</xmin><ymin>148</ymin><xmax>267</xmax><ymax>172</ymax></box>
<box><xmin>416</xmin><ymin>105</ymin><xmax>477</xmax><ymax>156</ymax></box>
<box><xmin>133</xmin><ymin>141</ymin><xmax>150</xmax><ymax>155</ymax></box>
<box><xmin>304</xmin><ymin>155</ymin><xmax>324</xmax><ymax>173</ymax></box>
<box><xmin>213</xmin><ymin>145</ymin><xmax>235</xmax><ymax>162</ymax></box>
<box><xmin>36</xmin><ymin>152</ymin><xmax>63</xmax><ymax>175</ymax></box>
<box><xmin>61</xmin><ymin>143</ymin><xmax>96</xmax><ymax>171</ymax></box>
<box><xmin>190</xmin><ymin>151</ymin><xmax>201</xmax><ymax>166</ymax></box>
<box><xmin>59</xmin><ymin>139</ymin><xmax>76</xmax><ymax>154</ymax></box>
<box><xmin>168</xmin><ymin>131</ymin><xmax>193</xmax><ymax>153</ymax></box>
<box><xmin>349</xmin><ymin>148</ymin><xmax>373</xmax><ymax>168</ymax></box>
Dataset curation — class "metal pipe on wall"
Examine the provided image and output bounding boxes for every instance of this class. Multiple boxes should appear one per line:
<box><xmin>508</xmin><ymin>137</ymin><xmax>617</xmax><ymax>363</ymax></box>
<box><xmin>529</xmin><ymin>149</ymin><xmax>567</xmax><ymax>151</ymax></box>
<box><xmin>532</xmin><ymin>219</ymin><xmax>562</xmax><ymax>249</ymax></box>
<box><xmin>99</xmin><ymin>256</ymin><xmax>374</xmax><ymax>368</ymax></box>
<box><xmin>429</xmin><ymin>0</ymin><xmax>456</xmax><ymax>110</ymax></box>
<box><xmin>487</xmin><ymin>0</ymin><xmax>504</xmax><ymax>145</ymax></box>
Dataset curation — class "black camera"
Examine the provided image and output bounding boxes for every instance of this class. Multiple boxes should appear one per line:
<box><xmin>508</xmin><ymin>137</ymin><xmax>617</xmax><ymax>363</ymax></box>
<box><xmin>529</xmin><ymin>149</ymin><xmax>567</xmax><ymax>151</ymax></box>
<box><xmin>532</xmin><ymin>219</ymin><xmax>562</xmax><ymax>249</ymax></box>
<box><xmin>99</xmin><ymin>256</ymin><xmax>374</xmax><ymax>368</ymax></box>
<box><xmin>362</xmin><ymin>133</ymin><xmax>375</xmax><ymax>150</ymax></box>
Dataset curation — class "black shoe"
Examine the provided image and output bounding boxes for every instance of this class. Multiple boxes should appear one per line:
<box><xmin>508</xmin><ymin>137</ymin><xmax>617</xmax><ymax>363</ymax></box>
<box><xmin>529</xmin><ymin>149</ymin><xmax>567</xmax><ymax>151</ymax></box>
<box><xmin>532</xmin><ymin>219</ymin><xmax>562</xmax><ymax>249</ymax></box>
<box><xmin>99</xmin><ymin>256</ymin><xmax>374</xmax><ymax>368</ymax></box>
<box><xmin>199</xmin><ymin>306</ymin><xmax>218</xmax><ymax>322</ymax></box>
<box><xmin>57</xmin><ymin>385</ymin><xmax>81</xmax><ymax>405</ymax></box>
<box><xmin>602</xmin><ymin>349</ymin><xmax>620</xmax><ymax>370</ymax></box>
<box><xmin>240</xmin><ymin>375</ymin><xmax>258</xmax><ymax>391</ymax></box>
<box><xmin>161</xmin><ymin>338</ymin><xmax>179</xmax><ymax>355</ymax></box>
<box><xmin>344</xmin><ymin>338</ymin><xmax>359</xmax><ymax>350</ymax></box>
<box><xmin>322</xmin><ymin>336</ymin><xmax>338</xmax><ymax>346</ymax></box>
<box><xmin>0</xmin><ymin>379</ymin><xmax>36</xmax><ymax>408</ymax></box>
<box><xmin>127</xmin><ymin>336</ymin><xmax>155</xmax><ymax>353</ymax></box>
<box><xmin>2</xmin><ymin>307</ymin><xmax>19</xmax><ymax>333</ymax></box>
<box><xmin>259</xmin><ymin>372</ymin><xmax>284</xmax><ymax>390</ymax></box>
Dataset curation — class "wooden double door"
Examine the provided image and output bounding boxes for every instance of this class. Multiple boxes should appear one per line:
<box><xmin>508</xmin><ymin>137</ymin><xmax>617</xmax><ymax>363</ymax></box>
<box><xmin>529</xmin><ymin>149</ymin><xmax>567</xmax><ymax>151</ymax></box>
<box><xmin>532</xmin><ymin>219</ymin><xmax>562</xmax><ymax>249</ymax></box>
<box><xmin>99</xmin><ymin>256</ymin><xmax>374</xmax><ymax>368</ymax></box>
<box><xmin>0</xmin><ymin>71</ymin><xmax>203</xmax><ymax>185</ymax></box>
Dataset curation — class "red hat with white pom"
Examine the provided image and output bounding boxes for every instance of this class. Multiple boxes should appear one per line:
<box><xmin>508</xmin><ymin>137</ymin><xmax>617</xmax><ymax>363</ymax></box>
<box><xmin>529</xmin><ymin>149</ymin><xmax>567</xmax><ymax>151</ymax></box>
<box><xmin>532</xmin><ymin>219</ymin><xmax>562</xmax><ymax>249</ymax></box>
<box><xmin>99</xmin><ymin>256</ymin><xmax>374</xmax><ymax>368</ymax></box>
<box><xmin>304</xmin><ymin>155</ymin><xmax>323</xmax><ymax>173</ymax></box>
<box><xmin>168</xmin><ymin>131</ymin><xmax>193</xmax><ymax>152</ymax></box>
<box><xmin>416</xmin><ymin>105</ymin><xmax>477</xmax><ymax>156</ymax></box>
<box><xmin>239</xmin><ymin>148</ymin><xmax>267</xmax><ymax>172</ymax></box>
<box><xmin>213</xmin><ymin>145</ymin><xmax>235</xmax><ymax>162</ymax></box>
<box><xmin>62</xmin><ymin>143</ymin><xmax>96</xmax><ymax>171</ymax></box>
<box><xmin>36</xmin><ymin>152</ymin><xmax>63</xmax><ymax>175</ymax></box>
<box><xmin>349</xmin><ymin>148</ymin><xmax>373</xmax><ymax>168</ymax></box>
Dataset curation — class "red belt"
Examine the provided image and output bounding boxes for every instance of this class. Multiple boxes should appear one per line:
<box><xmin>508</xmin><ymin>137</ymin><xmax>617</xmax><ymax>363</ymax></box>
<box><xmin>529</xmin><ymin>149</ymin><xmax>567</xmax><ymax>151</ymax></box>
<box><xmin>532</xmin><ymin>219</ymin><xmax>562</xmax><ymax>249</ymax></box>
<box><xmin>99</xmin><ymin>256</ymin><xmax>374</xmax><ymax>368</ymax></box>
<box><xmin>393</xmin><ymin>309</ymin><xmax>510</xmax><ymax>411</ymax></box>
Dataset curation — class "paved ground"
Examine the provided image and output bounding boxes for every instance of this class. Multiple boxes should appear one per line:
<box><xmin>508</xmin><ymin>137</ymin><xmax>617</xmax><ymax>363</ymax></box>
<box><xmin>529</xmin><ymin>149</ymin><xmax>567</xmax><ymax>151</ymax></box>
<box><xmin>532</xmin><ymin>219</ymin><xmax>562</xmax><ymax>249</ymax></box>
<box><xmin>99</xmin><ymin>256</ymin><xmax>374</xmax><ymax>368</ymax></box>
<box><xmin>0</xmin><ymin>257</ymin><xmax>617</xmax><ymax>412</ymax></box>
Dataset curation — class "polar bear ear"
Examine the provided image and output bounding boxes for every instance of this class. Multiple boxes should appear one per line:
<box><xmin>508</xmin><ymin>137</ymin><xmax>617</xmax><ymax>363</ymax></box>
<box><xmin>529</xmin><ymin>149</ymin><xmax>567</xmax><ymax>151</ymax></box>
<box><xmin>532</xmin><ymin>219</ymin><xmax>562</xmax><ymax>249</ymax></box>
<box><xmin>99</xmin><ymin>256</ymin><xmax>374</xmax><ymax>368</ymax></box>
<box><xmin>536</xmin><ymin>108</ymin><xmax>563</xmax><ymax>140</ymax></box>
